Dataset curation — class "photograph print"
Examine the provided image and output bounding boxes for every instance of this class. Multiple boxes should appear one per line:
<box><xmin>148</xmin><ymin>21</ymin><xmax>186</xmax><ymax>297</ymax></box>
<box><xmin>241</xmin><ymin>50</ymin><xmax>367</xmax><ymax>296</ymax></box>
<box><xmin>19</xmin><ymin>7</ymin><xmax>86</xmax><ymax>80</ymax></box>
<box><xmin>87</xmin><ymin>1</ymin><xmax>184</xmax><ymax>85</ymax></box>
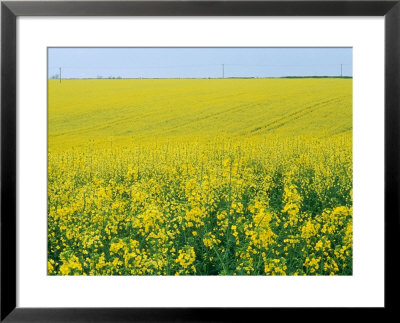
<box><xmin>47</xmin><ymin>47</ymin><xmax>353</xmax><ymax>276</ymax></box>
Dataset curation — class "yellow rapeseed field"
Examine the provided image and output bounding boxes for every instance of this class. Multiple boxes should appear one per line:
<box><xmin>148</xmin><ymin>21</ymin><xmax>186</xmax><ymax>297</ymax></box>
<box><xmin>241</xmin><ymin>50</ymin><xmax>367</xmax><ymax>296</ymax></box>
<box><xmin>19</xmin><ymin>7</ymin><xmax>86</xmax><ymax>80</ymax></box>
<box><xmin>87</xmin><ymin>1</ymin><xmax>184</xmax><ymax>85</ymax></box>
<box><xmin>48</xmin><ymin>78</ymin><xmax>352</xmax><ymax>275</ymax></box>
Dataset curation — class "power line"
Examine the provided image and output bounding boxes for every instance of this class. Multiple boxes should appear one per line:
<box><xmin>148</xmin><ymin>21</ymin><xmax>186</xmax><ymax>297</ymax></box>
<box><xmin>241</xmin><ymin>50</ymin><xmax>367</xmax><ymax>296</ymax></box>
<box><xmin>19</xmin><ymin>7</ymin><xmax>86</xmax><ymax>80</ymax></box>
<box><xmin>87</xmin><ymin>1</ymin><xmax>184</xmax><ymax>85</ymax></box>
<box><xmin>49</xmin><ymin>63</ymin><xmax>351</xmax><ymax>71</ymax></box>
<box><xmin>49</xmin><ymin>63</ymin><xmax>352</xmax><ymax>79</ymax></box>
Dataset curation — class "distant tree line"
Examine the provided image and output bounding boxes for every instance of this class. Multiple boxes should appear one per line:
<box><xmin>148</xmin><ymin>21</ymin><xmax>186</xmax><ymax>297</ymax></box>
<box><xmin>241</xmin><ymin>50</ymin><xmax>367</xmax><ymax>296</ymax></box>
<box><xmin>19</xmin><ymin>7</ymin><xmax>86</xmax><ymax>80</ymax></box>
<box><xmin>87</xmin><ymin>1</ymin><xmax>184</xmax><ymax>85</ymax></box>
<box><xmin>97</xmin><ymin>75</ymin><xmax>122</xmax><ymax>79</ymax></box>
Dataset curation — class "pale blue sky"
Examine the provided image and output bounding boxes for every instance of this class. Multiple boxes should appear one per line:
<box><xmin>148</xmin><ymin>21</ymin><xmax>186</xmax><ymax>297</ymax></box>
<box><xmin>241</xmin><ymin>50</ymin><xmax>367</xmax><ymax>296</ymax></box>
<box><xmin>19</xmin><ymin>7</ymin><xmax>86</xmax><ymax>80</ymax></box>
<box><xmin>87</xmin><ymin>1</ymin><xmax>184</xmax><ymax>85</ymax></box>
<box><xmin>48</xmin><ymin>47</ymin><xmax>352</xmax><ymax>79</ymax></box>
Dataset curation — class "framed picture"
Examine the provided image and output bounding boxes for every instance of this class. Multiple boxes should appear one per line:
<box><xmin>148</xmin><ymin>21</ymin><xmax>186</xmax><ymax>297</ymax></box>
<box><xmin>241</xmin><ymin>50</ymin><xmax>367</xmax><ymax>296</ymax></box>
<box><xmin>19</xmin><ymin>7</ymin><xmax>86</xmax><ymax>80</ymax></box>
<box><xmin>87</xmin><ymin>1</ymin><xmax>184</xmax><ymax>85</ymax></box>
<box><xmin>1</xmin><ymin>0</ymin><xmax>399</xmax><ymax>320</ymax></box>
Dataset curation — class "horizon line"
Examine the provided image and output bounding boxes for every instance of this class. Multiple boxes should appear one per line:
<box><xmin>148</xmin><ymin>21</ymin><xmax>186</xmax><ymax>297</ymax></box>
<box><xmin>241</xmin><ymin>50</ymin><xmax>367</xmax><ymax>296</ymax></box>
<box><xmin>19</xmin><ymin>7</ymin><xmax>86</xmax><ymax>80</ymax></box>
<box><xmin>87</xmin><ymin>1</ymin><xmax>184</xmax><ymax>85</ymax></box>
<box><xmin>48</xmin><ymin>76</ymin><xmax>353</xmax><ymax>80</ymax></box>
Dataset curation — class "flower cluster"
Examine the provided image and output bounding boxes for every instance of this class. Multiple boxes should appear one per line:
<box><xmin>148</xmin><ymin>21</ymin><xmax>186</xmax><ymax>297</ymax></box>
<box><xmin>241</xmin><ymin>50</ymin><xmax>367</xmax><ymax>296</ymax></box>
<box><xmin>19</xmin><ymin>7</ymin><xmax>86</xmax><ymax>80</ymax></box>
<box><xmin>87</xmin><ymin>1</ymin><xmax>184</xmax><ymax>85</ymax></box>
<box><xmin>48</xmin><ymin>135</ymin><xmax>352</xmax><ymax>276</ymax></box>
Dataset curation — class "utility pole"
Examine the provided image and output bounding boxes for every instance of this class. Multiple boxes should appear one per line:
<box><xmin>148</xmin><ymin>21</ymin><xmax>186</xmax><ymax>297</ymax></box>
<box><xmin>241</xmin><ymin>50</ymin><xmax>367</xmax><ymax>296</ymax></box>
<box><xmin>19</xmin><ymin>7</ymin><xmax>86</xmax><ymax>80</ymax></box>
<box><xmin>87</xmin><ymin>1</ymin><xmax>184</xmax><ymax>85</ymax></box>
<box><xmin>59</xmin><ymin>67</ymin><xmax>62</xmax><ymax>83</ymax></box>
<box><xmin>340</xmin><ymin>64</ymin><xmax>342</xmax><ymax>78</ymax></box>
<box><xmin>222</xmin><ymin>64</ymin><xmax>224</xmax><ymax>79</ymax></box>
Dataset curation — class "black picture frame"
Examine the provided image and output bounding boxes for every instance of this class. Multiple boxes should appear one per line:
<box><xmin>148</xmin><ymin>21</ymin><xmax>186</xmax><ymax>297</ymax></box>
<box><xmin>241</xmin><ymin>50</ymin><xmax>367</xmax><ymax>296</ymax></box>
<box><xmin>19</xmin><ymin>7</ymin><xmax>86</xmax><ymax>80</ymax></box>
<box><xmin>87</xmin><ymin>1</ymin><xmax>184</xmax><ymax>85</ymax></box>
<box><xmin>1</xmin><ymin>0</ymin><xmax>399</xmax><ymax>321</ymax></box>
